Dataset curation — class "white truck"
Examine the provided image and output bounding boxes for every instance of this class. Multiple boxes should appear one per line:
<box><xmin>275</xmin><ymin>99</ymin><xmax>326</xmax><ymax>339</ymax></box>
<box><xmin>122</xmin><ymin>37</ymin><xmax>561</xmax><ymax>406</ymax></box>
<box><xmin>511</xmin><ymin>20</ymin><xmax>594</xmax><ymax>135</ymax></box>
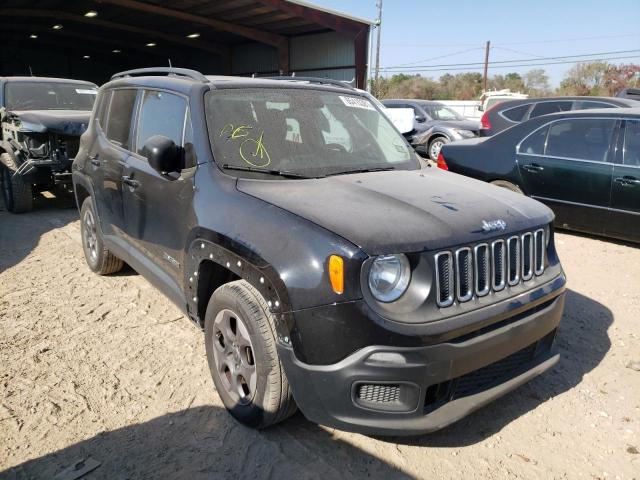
<box><xmin>438</xmin><ymin>90</ymin><xmax>528</xmax><ymax>120</ymax></box>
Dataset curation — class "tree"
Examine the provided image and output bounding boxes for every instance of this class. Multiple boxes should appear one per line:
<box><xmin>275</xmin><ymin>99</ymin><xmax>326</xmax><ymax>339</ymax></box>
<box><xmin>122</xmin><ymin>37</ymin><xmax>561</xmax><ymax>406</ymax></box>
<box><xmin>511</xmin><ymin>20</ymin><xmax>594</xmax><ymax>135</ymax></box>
<box><xmin>558</xmin><ymin>62</ymin><xmax>611</xmax><ymax>96</ymax></box>
<box><xmin>524</xmin><ymin>69</ymin><xmax>550</xmax><ymax>96</ymax></box>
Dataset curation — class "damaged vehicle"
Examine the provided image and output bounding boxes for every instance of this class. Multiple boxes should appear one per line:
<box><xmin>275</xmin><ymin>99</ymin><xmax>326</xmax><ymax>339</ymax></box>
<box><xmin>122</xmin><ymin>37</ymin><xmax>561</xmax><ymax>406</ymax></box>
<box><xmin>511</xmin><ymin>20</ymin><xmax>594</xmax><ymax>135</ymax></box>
<box><xmin>74</xmin><ymin>68</ymin><xmax>566</xmax><ymax>435</ymax></box>
<box><xmin>0</xmin><ymin>76</ymin><xmax>97</xmax><ymax>212</ymax></box>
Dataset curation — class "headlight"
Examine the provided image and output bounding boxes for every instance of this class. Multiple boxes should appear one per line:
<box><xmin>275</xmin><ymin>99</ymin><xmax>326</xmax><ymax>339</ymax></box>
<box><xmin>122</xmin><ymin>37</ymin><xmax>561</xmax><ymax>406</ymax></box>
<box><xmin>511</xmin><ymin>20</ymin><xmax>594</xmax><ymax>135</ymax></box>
<box><xmin>368</xmin><ymin>254</ymin><xmax>411</xmax><ymax>302</ymax></box>
<box><xmin>453</xmin><ymin>129</ymin><xmax>475</xmax><ymax>138</ymax></box>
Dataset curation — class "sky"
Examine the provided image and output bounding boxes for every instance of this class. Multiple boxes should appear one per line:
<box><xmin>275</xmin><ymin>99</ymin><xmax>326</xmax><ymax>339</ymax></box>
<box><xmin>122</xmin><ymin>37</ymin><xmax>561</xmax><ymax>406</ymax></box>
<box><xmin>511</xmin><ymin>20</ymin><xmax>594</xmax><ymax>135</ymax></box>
<box><xmin>308</xmin><ymin>0</ymin><xmax>640</xmax><ymax>87</ymax></box>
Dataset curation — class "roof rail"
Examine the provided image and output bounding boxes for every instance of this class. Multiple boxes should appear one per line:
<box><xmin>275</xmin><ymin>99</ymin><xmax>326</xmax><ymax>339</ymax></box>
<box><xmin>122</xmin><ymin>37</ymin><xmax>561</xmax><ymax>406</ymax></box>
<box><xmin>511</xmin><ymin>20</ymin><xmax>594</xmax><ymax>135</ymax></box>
<box><xmin>111</xmin><ymin>67</ymin><xmax>208</xmax><ymax>83</ymax></box>
<box><xmin>264</xmin><ymin>76</ymin><xmax>355</xmax><ymax>90</ymax></box>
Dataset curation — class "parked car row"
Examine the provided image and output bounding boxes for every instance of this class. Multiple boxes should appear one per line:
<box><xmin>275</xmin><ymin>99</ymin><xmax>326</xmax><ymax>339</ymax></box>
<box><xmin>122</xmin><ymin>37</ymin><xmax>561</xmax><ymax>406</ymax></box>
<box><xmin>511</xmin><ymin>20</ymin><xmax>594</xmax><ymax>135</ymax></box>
<box><xmin>439</xmin><ymin>107</ymin><xmax>640</xmax><ymax>243</ymax></box>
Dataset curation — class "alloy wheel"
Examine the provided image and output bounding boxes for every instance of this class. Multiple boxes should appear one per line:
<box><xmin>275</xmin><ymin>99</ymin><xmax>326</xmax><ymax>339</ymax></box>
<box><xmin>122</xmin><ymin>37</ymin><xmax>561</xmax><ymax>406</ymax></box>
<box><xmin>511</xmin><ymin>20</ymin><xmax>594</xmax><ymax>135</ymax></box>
<box><xmin>212</xmin><ymin>308</ymin><xmax>257</xmax><ymax>405</ymax></box>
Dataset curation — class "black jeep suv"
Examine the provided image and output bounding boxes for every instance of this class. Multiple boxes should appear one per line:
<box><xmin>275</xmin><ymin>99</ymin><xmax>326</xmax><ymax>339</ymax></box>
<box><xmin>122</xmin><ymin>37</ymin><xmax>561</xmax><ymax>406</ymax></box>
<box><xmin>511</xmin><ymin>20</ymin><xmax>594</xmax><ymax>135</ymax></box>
<box><xmin>1</xmin><ymin>76</ymin><xmax>97</xmax><ymax>212</ymax></box>
<box><xmin>73</xmin><ymin>68</ymin><xmax>566</xmax><ymax>435</ymax></box>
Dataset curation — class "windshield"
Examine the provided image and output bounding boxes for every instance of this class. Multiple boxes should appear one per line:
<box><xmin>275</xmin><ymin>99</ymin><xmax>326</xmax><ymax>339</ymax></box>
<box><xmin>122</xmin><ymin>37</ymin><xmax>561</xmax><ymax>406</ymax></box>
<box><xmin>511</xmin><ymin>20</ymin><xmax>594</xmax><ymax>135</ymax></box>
<box><xmin>422</xmin><ymin>103</ymin><xmax>464</xmax><ymax>121</ymax></box>
<box><xmin>4</xmin><ymin>82</ymin><xmax>97</xmax><ymax>111</ymax></box>
<box><xmin>205</xmin><ymin>88</ymin><xmax>419</xmax><ymax>179</ymax></box>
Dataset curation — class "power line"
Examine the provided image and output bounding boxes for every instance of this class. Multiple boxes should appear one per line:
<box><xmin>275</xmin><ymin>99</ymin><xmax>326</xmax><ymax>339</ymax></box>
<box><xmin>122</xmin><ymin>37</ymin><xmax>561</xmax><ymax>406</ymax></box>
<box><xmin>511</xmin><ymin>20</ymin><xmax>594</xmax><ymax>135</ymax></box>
<box><xmin>388</xmin><ymin>47</ymin><xmax>484</xmax><ymax>68</ymax></box>
<box><xmin>380</xmin><ymin>49</ymin><xmax>640</xmax><ymax>71</ymax></box>
<box><xmin>379</xmin><ymin>54</ymin><xmax>640</xmax><ymax>74</ymax></box>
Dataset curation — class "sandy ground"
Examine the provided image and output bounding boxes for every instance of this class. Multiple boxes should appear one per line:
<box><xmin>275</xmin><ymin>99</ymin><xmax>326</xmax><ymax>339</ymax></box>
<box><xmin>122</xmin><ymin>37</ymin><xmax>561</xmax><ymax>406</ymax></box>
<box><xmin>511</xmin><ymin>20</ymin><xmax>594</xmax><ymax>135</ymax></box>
<box><xmin>0</xmin><ymin>194</ymin><xmax>639</xmax><ymax>480</ymax></box>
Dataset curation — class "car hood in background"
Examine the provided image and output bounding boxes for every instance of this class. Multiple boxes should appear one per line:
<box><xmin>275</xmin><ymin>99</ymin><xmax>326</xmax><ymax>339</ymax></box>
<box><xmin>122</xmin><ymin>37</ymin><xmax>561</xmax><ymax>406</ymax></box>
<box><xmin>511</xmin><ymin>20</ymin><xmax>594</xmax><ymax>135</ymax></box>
<box><xmin>6</xmin><ymin>110</ymin><xmax>91</xmax><ymax>136</ymax></box>
<box><xmin>237</xmin><ymin>168</ymin><xmax>553</xmax><ymax>255</ymax></box>
<box><xmin>430</xmin><ymin>119</ymin><xmax>481</xmax><ymax>131</ymax></box>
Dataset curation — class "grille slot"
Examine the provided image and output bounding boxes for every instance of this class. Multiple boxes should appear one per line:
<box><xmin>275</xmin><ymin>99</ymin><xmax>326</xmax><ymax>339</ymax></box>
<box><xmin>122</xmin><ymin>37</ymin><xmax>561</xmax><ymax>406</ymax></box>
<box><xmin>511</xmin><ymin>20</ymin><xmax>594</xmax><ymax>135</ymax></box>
<box><xmin>492</xmin><ymin>240</ymin><xmax>506</xmax><ymax>291</ymax></box>
<box><xmin>455</xmin><ymin>247</ymin><xmax>473</xmax><ymax>302</ymax></box>
<box><xmin>435</xmin><ymin>252</ymin><xmax>454</xmax><ymax>307</ymax></box>
<box><xmin>474</xmin><ymin>243</ymin><xmax>490</xmax><ymax>297</ymax></box>
<box><xmin>534</xmin><ymin>229</ymin><xmax>545</xmax><ymax>275</ymax></box>
<box><xmin>357</xmin><ymin>384</ymin><xmax>400</xmax><ymax>404</ymax></box>
<box><xmin>507</xmin><ymin>236</ymin><xmax>520</xmax><ymax>286</ymax></box>
<box><xmin>434</xmin><ymin>229</ymin><xmax>547</xmax><ymax>308</ymax></box>
<box><xmin>521</xmin><ymin>232</ymin><xmax>534</xmax><ymax>281</ymax></box>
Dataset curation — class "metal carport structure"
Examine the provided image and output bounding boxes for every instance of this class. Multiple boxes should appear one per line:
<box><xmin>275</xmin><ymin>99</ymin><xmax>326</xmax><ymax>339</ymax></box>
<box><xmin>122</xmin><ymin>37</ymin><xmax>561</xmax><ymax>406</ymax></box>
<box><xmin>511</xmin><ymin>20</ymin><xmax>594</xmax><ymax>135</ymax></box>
<box><xmin>0</xmin><ymin>0</ymin><xmax>373</xmax><ymax>88</ymax></box>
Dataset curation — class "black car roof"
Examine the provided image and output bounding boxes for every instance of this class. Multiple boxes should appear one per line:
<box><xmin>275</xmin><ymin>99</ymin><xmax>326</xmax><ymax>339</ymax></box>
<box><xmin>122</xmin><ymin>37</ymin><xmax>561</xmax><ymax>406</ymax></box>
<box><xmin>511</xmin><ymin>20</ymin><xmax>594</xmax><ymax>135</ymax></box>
<box><xmin>104</xmin><ymin>69</ymin><xmax>359</xmax><ymax>96</ymax></box>
<box><xmin>542</xmin><ymin>106</ymin><xmax>640</xmax><ymax>118</ymax></box>
<box><xmin>0</xmin><ymin>76</ymin><xmax>97</xmax><ymax>86</ymax></box>
<box><xmin>492</xmin><ymin>96</ymin><xmax>640</xmax><ymax>110</ymax></box>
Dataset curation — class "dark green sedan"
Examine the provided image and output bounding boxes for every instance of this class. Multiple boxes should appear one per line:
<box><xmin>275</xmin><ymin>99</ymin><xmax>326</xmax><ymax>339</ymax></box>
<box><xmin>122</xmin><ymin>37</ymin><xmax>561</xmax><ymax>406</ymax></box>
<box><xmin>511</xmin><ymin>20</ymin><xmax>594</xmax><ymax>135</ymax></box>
<box><xmin>438</xmin><ymin>107</ymin><xmax>640</xmax><ymax>243</ymax></box>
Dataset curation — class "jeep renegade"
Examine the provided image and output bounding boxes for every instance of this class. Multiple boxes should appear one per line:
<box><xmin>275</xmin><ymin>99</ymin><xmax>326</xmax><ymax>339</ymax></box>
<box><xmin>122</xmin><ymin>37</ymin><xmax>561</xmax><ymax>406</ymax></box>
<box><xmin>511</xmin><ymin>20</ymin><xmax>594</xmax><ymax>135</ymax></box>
<box><xmin>73</xmin><ymin>68</ymin><xmax>566</xmax><ymax>435</ymax></box>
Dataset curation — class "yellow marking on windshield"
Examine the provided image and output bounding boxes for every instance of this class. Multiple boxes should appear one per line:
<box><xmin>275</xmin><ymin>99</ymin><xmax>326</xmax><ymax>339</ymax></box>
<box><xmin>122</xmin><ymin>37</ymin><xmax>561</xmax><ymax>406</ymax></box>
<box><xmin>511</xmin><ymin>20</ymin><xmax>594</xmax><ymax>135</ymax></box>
<box><xmin>220</xmin><ymin>123</ymin><xmax>252</xmax><ymax>140</ymax></box>
<box><xmin>240</xmin><ymin>131</ymin><xmax>271</xmax><ymax>168</ymax></box>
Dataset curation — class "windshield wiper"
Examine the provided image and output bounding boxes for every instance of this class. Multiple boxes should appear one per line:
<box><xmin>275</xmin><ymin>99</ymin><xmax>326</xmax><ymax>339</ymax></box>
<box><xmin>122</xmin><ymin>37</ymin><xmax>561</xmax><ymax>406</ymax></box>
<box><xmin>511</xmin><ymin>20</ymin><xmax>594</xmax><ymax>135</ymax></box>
<box><xmin>221</xmin><ymin>164</ymin><xmax>311</xmax><ymax>179</ymax></box>
<box><xmin>323</xmin><ymin>166</ymin><xmax>396</xmax><ymax>178</ymax></box>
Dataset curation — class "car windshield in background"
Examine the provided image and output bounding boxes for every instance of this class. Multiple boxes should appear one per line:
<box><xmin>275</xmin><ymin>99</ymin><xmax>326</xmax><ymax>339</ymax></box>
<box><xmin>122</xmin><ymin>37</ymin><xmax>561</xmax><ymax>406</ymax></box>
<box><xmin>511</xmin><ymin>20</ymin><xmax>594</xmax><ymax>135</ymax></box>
<box><xmin>423</xmin><ymin>104</ymin><xmax>464</xmax><ymax>121</ymax></box>
<box><xmin>205</xmin><ymin>88</ymin><xmax>419</xmax><ymax>179</ymax></box>
<box><xmin>4</xmin><ymin>82</ymin><xmax>97</xmax><ymax>111</ymax></box>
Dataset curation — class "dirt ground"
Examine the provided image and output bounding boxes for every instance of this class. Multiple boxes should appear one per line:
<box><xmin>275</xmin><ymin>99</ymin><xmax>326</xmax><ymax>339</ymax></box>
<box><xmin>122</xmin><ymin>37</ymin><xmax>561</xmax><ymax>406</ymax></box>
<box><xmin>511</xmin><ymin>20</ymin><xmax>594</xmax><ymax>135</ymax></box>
<box><xmin>0</xmin><ymin>195</ymin><xmax>639</xmax><ymax>480</ymax></box>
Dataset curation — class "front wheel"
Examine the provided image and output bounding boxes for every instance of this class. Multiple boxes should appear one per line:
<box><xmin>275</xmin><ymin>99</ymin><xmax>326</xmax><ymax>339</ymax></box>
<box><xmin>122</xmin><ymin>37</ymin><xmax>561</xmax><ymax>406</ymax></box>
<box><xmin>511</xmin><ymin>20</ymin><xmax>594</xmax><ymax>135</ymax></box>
<box><xmin>204</xmin><ymin>280</ymin><xmax>296</xmax><ymax>429</ymax></box>
<box><xmin>1</xmin><ymin>152</ymin><xmax>33</xmax><ymax>213</ymax></box>
<box><xmin>428</xmin><ymin>136</ymin><xmax>449</xmax><ymax>161</ymax></box>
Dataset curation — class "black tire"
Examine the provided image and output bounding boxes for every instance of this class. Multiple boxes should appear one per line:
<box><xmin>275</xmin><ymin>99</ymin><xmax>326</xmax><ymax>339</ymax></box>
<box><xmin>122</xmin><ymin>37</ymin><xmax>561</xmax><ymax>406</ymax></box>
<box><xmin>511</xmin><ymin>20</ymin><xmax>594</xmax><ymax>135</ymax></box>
<box><xmin>428</xmin><ymin>136</ymin><xmax>450</xmax><ymax>161</ymax></box>
<box><xmin>204</xmin><ymin>280</ymin><xmax>296</xmax><ymax>429</ymax></box>
<box><xmin>0</xmin><ymin>152</ymin><xmax>33</xmax><ymax>213</ymax></box>
<box><xmin>491</xmin><ymin>179</ymin><xmax>524</xmax><ymax>194</ymax></box>
<box><xmin>80</xmin><ymin>197</ymin><xmax>124</xmax><ymax>274</ymax></box>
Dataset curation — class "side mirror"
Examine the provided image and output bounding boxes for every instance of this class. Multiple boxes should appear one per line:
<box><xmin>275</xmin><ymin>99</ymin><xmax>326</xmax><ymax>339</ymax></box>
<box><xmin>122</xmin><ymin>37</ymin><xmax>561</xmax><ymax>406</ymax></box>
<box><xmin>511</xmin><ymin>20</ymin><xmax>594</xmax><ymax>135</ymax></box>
<box><xmin>415</xmin><ymin>115</ymin><xmax>426</xmax><ymax>123</ymax></box>
<box><xmin>478</xmin><ymin>104</ymin><xmax>484</xmax><ymax>112</ymax></box>
<box><xmin>143</xmin><ymin>135</ymin><xmax>181</xmax><ymax>174</ymax></box>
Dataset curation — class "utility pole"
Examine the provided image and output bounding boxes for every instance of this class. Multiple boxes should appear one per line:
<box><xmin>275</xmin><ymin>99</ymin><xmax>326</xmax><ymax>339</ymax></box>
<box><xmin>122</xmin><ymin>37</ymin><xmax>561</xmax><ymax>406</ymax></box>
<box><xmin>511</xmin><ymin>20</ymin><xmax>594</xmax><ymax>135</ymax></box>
<box><xmin>483</xmin><ymin>40</ymin><xmax>490</xmax><ymax>93</ymax></box>
<box><xmin>374</xmin><ymin>0</ymin><xmax>382</xmax><ymax>82</ymax></box>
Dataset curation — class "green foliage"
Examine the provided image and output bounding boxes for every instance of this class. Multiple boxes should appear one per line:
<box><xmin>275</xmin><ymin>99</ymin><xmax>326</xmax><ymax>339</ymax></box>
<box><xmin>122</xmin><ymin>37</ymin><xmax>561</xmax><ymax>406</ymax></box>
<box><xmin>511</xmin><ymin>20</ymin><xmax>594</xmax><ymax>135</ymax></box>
<box><xmin>369</xmin><ymin>63</ymin><xmax>639</xmax><ymax>100</ymax></box>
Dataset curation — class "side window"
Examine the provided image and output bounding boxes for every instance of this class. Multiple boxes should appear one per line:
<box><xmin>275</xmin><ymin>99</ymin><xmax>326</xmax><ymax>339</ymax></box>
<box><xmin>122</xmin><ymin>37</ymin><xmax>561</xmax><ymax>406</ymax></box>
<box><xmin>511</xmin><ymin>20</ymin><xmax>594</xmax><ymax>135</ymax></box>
<box><xmin>529</xmin><ymin>101</ymin><xmax>573</xmax><ymax>119</ymax></box>
<box><xmin>96</xmin><ymin>90</ymin><xmax>112</xmax><ymax>129</ymax></box>
<box><xmin>573</xmin><ymin>101</ymin><xmax>616</xmax><ymax>110</ymax></box>
<box><xmin>519</xmin><ymin>125</ymin><xmax>549</xmax><ymax>155</ymax></box>
<box><xmin>623</xmin><ymin>120</ymin><xmax>640</xmax><ymax>167</ymax></box>
<box><xmin>502</xmin><ymin>104</ymin><xmax>530</xmax><ymax>122</ymax></box>
<box><xmin>105</xmin><ymin>89</ymin><xmax>137</xmax><ymax>149</ymax></box>
<box><xmin>546</xmin><ymin>118</ymin><xmax>617</xmax><ymax>162</ymax></box>
<box><xmin>136</xmin><ymin>90</ymin><xmax>187</xmax><ymax>155</ymax></box>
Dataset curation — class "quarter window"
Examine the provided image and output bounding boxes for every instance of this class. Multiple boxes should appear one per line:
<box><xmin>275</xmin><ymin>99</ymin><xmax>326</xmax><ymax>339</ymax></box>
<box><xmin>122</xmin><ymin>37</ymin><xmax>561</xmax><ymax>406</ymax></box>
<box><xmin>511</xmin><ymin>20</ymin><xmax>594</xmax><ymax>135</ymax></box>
<box><xmin>573</xmin><ymin>101</ymin><xmax>616</xmax><ymax>110</ymax></box>
<box><xmin>519</xmin><ymin>125</ymin><xmax>549</xmax><ymax>155</ymax></box>
<box><xmin>529</xmin><ymin>101</ymin><xmax>573</xmax><ymax>118</ymax></box>
<box><xmin>105</xmin><ymin>89</ymin><xmax>137</xmax><ymax>149</ymax></box>
<box><xmin>96</xmin><ymin>90</ymin><xmax>112</xmax><ymax>128</ymax></box>
<box><xmin>502</xmin><ymin>104</ymin><xmax>530</xmax><ymax>122</ymax></box>
<box><xmin>545</xmin><ymin>118</ymin><xmax>616</xmax><ymax>162</ymax></box>
<box><xmin>623</xmin><ymin>120</ymin><xmax>640</xmax><ymax>167</ymax></box>
<box><xmin>136</xmin><ymin>90</ymin><xmax>187</xmax><ymax>155</ymax></box>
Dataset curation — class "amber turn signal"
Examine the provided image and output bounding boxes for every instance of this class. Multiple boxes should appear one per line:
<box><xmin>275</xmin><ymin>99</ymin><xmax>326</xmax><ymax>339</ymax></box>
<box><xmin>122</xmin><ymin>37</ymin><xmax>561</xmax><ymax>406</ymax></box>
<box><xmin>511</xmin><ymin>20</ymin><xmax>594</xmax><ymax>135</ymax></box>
<box><xmin>329</xmin><ymin>255</ymin><xmax>344</xmax><ymax>294</ymax></box>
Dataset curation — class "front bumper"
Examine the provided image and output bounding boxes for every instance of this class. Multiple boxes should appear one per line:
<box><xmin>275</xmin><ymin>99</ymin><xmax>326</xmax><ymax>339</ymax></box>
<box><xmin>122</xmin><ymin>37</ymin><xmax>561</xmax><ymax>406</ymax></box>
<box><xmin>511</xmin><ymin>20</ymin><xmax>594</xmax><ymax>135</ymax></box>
<box><xmin>279</xmin><ymin>278</ymin><xmax>565</xmax><ymax>436</ymax></box>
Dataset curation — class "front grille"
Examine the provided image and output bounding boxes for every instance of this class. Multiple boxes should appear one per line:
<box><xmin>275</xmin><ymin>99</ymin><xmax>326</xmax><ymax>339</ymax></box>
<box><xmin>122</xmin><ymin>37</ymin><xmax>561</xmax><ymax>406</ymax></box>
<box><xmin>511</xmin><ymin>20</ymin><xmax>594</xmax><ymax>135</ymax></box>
<box><xmin>356</xmin><ymin>384</ymin><xmax>401</xmax><ymax>404</ymax></box>
<box><xmin>435</xmin><ymin>229</ymin><xmax>546</xmax><ymax>308</ymax></box>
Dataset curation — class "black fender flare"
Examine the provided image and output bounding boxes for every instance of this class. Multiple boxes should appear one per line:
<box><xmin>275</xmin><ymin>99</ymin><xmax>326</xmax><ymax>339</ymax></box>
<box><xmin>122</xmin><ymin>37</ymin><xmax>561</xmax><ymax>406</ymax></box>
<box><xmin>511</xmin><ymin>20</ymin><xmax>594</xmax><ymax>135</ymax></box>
<box><xmin>185</xmin><ymin>235</ymin><xmax>294</xmax><ymax>344</ymax></box>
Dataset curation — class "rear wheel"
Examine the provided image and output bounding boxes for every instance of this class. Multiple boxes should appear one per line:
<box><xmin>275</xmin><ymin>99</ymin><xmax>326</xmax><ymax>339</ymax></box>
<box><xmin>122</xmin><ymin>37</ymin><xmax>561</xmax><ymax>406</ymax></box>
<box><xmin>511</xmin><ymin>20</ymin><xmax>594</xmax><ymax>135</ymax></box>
<box><xmin>80</xmin><ymin>197</ymin><xmax>124</xmax><ymax>274</ymax></box>
<box><xmin>490</xmin><ymin>179</ymin><xmax>524</xmax><ymax>194</ymax></box>
<box><xmin>204</xmin><ymin>280</ymin><xmax>296</xmax><ymax>429</ymax></box>
<box><xmin>428</xmin><ymin>136</ymin><xmax>449</xmax><ymax>161</ymax></box>
<box><xmin>1</xmin><ymin>152</ymin><xmax>33</xmax><ymax>213</ymax></box>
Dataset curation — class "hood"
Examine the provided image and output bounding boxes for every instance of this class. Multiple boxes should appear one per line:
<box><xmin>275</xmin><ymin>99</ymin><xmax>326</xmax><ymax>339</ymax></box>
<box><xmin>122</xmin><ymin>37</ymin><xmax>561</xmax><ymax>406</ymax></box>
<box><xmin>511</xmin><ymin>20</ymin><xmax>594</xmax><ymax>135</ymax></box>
<box><xmin>6</xmin><ymin>110</ymin><xmax>91</xmax><ymax>136</ymax></box>
<box><xmin>237</xmin><ymin>168</ymin><xmax>553</xmax><ymax>255</ymax></box>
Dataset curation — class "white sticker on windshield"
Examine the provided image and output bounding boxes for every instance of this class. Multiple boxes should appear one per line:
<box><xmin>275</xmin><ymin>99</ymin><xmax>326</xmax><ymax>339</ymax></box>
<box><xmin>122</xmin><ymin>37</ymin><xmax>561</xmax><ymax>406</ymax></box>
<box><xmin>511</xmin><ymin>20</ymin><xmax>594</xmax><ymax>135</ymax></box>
<box><xmin>76</xmin><ymin>89</ymin><xmax>98</xmax><ymax>95</ymax></box>
<box><xmin>339</xmin><ymin>95</ymin><xmax>375</xmax><ymax>111</ymax></box>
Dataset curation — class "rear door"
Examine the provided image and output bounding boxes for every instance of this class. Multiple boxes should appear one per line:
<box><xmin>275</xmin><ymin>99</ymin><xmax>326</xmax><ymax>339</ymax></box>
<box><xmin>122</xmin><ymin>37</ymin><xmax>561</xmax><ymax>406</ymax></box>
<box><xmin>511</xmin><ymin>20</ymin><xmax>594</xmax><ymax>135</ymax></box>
<box><xmin>517</xmin><ymin>117</ymin><xmax>617</xmax><ymax>235</ymax></box>
<box><xmin>121</xmin><ymin>88</ymin><xmax>195</xmax><ymax>286</ymax></box>
<box><xmin>607</xmin><ymin>119</ymin><xmax>640</xmax><ymax>241</ymax></box>
<box><xmin>91</xmin><ymin>88</ymin><xmax>137</xmax><ymax>237</ymax></box>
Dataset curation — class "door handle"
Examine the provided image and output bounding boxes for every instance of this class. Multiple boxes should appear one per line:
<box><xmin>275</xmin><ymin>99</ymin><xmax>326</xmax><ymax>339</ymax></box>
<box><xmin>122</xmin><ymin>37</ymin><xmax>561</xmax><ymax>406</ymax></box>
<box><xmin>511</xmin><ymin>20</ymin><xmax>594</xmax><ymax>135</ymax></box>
<box><xmin>523</xmin><ymin>163</ymin><xmax>544</xmax><ymax>173</ymax></box>
<box><xmin>121</xmin><ymin>175</ymin><xmax>140</xmax><ymax>188</ymax></box>
<box><xmin>614</xmin><ymin>176</ymin><xmax>640</xmax><ymax>186</ymax></box>
<box><xmin>89</xmin><ymin>155</ymin><xmax>101</xmax><ymax>167</ymax></box>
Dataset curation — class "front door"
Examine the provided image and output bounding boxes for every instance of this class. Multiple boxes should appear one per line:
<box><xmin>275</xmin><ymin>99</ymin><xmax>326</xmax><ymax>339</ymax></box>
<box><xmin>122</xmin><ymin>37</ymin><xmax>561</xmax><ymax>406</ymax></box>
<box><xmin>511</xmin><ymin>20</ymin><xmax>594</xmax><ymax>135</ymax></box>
<box><xmin>607</xmin><ymin>119</ymin><xmax>640</xmax><ymax>242</ymax></box>
<box><xmin>121</xmin><ymin>89</ymin><xmax>195</xmax><ymax>286</ymax></box>
<box><xmin>517</xmin><ymin>117</ymin><xmax>617</xmax><ymax>235</ymax></box>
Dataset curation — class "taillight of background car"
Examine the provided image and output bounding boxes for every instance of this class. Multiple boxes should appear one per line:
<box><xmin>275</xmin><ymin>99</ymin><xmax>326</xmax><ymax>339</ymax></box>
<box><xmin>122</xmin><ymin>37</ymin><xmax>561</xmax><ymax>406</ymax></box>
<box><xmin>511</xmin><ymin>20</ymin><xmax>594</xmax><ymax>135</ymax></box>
<box><xmin>437</xmin><ymin>152</ymin><xmax>448</xmax><ymax>170</ymax></box>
